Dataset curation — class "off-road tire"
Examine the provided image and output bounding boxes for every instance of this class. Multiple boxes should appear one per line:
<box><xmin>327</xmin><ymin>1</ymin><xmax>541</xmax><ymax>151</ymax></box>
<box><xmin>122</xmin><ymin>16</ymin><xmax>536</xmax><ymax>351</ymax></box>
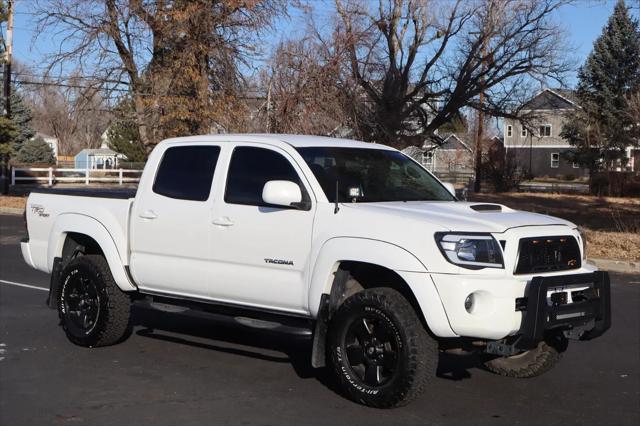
<box><xmin>58</xmin><ymin>255</ymin><xmax>131</xmax><ymax>347</ymax></box>
<box><xmin>484</xmin><ymin>333</ymin><xmax>567</xmax><ymax>378</ymax></box>
<box><xmin>327</xmin><ymin>288</ymin><xmax>437</xmax><ymax>408</ymax></box>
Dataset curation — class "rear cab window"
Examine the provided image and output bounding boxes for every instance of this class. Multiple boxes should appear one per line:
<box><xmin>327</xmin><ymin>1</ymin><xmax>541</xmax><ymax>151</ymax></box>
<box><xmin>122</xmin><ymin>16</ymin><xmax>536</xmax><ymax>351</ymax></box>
<box><xmin>153</xmin><ymin>145</ymin><xmax>221</xmax><ymax>201</ymax></box>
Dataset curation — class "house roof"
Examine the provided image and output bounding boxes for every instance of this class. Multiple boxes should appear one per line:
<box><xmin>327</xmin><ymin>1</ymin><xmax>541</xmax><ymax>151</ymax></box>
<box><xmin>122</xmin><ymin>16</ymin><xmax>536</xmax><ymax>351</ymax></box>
<box><xmin>423</xmin><ymin>133</ymin><xmax>472</xmax><ymax>151</ymax></box>
<box><xmin>521</xmin><ymin>88</ymin><xmax>579</xmax><ymax>110</ymax></box>
<box><xmin>76</xmin><ymin>148</ymin><xmax>120</xmax><ymax>156</ymax></box>
<box><xmin>34</xmin><ymin>132</ymin><xmax>56</xmax><ymax>140</ymax></box>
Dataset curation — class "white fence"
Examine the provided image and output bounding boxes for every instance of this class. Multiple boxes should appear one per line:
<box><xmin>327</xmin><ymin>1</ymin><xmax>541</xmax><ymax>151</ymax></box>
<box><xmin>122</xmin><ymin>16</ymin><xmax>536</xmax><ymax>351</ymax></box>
<box><xmin>11</xmin><ymin>167</ymin><xmax>143</xmax><ymax>186</ymax></box>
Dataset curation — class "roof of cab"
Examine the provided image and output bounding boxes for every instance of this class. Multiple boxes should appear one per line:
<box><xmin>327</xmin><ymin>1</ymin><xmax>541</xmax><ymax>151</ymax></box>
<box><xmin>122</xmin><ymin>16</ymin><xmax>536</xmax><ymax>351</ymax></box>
<box><xmin>159</xmin><ymin>133</ymin><xmax>395</xmax><ymax>150</ymax></box>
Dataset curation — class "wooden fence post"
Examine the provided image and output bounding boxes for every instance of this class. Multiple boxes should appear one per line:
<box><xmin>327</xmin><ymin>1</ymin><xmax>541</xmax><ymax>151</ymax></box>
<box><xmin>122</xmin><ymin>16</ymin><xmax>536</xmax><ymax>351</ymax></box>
<box><xmin>119</xmin><ymin>168</ymin><xmax>123</xmax><ymax>185</ymax></box>
<box><xmin>10</xmin><ymin>167</ymin><xmax>15</xmax><ymax>186</ymax></box>
<box><xmin>48</xmin><ymin>167</ymin><xmax>53</xmax><ymax>186</ymax></box>
<box><xmin>85</xmin><ymin>168</ymin><xmax>90</xmax><ymax>185</ymax></box>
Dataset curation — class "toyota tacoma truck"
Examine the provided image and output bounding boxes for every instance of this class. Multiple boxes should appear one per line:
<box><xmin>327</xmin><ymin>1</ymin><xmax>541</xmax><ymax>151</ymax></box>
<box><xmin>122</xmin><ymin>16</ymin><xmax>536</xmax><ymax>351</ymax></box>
<box><xmin>21</xmin><ymin>134</ymin><xmax>610</xmax><ymax>408</ymax></box>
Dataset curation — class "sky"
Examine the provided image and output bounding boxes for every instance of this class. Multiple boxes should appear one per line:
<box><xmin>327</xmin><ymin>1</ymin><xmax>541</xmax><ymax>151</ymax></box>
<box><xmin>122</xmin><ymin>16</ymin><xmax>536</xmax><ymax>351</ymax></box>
<box><xmin>7</xmin><ymin>0</ymin><xmax>632</xmax><ymax>88</ymax></box>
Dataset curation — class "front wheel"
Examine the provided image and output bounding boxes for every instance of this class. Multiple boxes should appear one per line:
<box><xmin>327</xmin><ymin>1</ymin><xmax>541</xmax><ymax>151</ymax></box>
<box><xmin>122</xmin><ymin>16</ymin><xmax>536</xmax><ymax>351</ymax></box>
<box><xmin>58</xmin><ymin>255</ymin><xmax>131</xmax><ymax>347</ymax></box>
<box><xmin>327</xmin><ymin>288</ymin><xmax>437</xmax><ymax>408</ymax></box>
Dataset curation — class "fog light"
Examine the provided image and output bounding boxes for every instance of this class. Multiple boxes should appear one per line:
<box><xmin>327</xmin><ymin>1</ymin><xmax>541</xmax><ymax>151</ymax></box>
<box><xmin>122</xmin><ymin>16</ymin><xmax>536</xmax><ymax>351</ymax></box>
<box><xmin>464</xmin><ymin>294</ymin><xmax>474</xmax><ymax>313</ymax></box>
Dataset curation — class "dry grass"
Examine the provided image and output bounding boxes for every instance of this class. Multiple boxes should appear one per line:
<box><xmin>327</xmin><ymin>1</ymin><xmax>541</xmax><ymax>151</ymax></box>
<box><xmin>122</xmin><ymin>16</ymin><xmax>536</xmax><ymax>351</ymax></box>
<box><xmin>3</xmin><ymin>192</ymin><xmax>638</xmax><ymax>261</ymax></box>
<box><xmin>471</xmin><ymin>192</ymin><xmax>640</xmax><ymax>261</ymax></box>
<box><xmin>0</xmin><ymin>196</ymin><xmax>27</xmax><ymax>210</ymax></box>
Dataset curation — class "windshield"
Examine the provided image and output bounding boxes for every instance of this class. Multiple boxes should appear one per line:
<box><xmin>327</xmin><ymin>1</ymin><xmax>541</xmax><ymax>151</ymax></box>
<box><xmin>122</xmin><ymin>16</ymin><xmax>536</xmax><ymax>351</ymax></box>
<box><xmin>296</xmin><ymin>147</ymin><xmax>455</xmax><ymax>202</ymax></box>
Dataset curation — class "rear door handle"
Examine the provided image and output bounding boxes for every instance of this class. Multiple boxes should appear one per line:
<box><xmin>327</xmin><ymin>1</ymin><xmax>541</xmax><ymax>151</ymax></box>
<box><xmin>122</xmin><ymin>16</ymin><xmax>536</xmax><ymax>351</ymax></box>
<box><xmin>139</xmin><ymin>210</ymin><xmax>158</xmax><ymax>220</ymax></box>
<box><xmin>212</xmin><ymin>216</ymin><xmax>234</xmax><ymax>227</ymax></box>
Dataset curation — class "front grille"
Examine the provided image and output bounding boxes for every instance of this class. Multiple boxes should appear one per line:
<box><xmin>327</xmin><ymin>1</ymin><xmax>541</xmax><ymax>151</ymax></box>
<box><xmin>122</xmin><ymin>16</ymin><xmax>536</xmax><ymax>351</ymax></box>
<box><xmin>514</xmin><ymin>236</ymin><xmax>581</xmax><ymax>275</ymax></box>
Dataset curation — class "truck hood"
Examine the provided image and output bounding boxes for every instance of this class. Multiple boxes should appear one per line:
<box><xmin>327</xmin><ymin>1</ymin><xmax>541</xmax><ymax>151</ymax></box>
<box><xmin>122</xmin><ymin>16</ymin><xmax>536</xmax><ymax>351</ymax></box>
<box><xmin>343</xmin><ymin>201</ymin><xmax>575</xmax><ymax>234</ymax></box>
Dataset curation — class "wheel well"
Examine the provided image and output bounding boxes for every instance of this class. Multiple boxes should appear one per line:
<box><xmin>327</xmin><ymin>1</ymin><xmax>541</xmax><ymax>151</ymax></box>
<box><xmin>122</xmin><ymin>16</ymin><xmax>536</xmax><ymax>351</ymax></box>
<box><xmin>311</xmin><ymin>261</ymin><xmax>432</xmax><ymax>368</ymax></box>
<box><xmin>330</xmin><ymin>261</ymin><xmax>429</xmax><ymax>330</ymax></box>
<box><xmin>61</xmin><ymin>232</ymin><xmax>104</xmax><ymax>264</ymax></box>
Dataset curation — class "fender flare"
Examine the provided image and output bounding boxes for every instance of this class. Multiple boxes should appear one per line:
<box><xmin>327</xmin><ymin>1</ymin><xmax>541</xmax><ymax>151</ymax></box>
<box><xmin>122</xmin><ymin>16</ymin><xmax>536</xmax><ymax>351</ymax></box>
<box><xmin>308</xmin><ymin>237</ymin><xmax>456</xmax><ymax>368</ymax></box>
<box><xmin>308</xmin><ymin>237</ymin><xmax>427</xmax><ymax>317</ymax></box>
<box><xmin>47</xmin><ymin>213</ymin><xmax>136</xmax><ymax>291</ymax></box>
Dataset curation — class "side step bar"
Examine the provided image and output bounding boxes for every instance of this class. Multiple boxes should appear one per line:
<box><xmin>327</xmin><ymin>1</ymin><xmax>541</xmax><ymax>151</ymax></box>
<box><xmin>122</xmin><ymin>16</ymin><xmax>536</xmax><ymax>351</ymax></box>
<box><xmin>135</xmin><ymin>292</ymin><xmax>314</xmax><ymax>337</ymax></box>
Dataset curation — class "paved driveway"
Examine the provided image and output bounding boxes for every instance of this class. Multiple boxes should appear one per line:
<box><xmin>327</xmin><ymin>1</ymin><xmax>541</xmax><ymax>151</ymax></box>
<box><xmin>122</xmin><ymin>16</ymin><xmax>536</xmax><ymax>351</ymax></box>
<box><xmin>1</xmin><ymin>214</ymin><xmax>638</xmax><ymax>425</ymax></box>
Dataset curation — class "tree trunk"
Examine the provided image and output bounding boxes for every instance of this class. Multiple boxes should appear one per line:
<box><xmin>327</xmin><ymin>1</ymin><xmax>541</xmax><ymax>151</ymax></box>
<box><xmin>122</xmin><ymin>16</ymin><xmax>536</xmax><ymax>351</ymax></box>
<box><xmin>132</xmin><ymin>94</ymin><xmax>152</xmax><ymax>153</ymax></box>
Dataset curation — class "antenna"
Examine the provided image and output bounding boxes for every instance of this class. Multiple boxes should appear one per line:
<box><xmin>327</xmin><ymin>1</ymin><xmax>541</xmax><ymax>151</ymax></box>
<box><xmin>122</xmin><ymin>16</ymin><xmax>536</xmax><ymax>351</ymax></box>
<box><xmin>334</xmin><ymin>180</ymin><xmax>340</xmax><ymax>214</ymax></box>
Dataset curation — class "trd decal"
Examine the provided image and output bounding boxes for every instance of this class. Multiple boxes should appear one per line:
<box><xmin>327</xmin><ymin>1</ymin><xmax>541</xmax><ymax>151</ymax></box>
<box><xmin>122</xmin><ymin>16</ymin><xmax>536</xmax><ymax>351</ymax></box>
<box><xmin>30</xmin><ymin>204</ymin><xmax>50</xmax><ymax>218</ymax></box>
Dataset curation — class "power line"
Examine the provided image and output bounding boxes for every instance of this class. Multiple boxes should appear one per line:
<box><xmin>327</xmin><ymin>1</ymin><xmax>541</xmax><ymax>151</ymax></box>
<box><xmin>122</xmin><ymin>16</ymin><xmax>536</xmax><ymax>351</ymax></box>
<box><xmin>14</xmin><ymin>78</ymin><xmax>266</xmax><ymax>100</ymax></box>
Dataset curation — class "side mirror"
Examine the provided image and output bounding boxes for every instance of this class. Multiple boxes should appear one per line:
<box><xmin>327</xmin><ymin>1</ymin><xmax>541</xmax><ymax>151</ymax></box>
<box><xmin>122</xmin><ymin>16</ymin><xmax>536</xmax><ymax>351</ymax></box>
<box><xmin>442</xmin><ymin>182</ymin><xmax>456</xmax><ymax>197</ymax></box>
<box><xmin>262</xmin><ymin>180</ymin><xmax>303</xmax><ymax>208</ymax></box>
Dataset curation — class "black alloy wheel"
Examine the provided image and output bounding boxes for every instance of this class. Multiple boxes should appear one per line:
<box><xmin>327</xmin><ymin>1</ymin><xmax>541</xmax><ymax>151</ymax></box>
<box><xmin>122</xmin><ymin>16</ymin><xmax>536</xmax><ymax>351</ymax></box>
<box><xmin>343</xmin><ymin>315</ymin><xmax>401</xmax><ymax>387</ymax></box>
<box><xmin>61</xmin><ymin>273</ymin><xmax>101</xmax><ymax>337</ymax></box>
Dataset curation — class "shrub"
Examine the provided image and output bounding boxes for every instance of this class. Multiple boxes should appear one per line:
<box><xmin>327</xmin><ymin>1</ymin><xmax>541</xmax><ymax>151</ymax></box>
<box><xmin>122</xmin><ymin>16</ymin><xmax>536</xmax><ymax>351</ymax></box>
<box><xmin>590</xmin><ymin>172</ymin><xmax>640</xmax><ymax>197</ymax></box>
<box><xmin>15</xmin><ymin>137</ymin><xmax>55</xmax><ymax>164</ymax></box>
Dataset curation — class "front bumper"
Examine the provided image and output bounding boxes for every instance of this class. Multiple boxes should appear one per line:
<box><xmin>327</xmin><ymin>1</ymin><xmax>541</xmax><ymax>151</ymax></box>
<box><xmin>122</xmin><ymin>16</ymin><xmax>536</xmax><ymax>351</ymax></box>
<box><xmin>516</xmin><ymin>271</ymin><xmax>610</xmax><ymax>349</ymax></box>
<box><xmin>428</xmin><ymin>269</ymin><xmax>610</xmax><ymax>342</ymax></box>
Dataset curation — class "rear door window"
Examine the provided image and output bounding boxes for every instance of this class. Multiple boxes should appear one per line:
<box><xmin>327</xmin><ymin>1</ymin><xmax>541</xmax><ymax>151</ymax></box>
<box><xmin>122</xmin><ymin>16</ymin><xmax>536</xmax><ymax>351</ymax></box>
<box><xmin>153</xmin><ymin>146</ymin><xmax>221</xmax><ymax>201</ymax></box>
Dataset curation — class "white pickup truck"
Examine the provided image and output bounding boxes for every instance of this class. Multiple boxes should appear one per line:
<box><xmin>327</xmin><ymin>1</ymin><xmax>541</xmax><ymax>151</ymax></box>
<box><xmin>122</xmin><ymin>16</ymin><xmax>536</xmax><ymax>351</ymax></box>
<box><xmin>21</xmin><ymin>134</ymin><xmax>610</xmax><ymax>408</ymax></box>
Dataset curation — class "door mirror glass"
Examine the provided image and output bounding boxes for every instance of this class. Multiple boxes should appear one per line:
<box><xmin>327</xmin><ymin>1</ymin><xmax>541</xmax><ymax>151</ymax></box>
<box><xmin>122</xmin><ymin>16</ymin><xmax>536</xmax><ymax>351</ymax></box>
<box><xmin>262</xmin><ymin>180</ymin><xmax>302</xmax><ymax>208</ymax></box>
<box><xmin>442</xmin><ymin>182</ymin><xmax>456</xmax><ymax>197</ymax></box>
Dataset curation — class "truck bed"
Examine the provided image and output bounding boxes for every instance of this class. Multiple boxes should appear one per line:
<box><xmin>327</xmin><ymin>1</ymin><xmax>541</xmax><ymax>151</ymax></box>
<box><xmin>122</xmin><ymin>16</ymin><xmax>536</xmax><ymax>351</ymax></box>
<box><xmin>30</xmin><ymin>187</ymin><xmax>137</xmax><ymax>199</ymax></box>
<box><xmin>23</xmin><ymin>189</ymin><xmax>134</xmax><ymax>275</ymax></box>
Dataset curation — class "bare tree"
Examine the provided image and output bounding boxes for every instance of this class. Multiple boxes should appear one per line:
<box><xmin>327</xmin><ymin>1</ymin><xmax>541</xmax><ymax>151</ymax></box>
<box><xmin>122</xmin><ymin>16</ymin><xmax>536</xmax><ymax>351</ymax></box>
<box><xmin>260</xmin><ymin>37</ymin><xmax>353</xmax><ymax>135</ymax></box>
<box><xmin>22</xmin><ymin>75</ymin><xmax>111</xmax><ymax>156</ymax></box>
<box><xmin>32</xmin><ymin>0</ymin><xmax>283</xmax><ymax>151</ymax></box>
<box><xmin>318</xmin><ymin>0</ymin><xmax>573</xmax><ymax>148</ymax></box>
<box><xmin>627</xmin><ymin>91</ymin><xmax>640</xmax><ymax>141</ymax></box>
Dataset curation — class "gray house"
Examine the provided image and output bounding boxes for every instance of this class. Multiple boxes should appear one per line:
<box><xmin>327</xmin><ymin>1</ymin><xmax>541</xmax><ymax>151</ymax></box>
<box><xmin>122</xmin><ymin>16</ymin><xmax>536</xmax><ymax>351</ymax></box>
<box><xmin>503</xmin><ymin>89</ymin><xmax>589</xmax><ymax>178</ymax></box>
<box><xmin>421</xmin><ymin>134</ymin><xmax>474</xmax><ymax>174</ymax></box>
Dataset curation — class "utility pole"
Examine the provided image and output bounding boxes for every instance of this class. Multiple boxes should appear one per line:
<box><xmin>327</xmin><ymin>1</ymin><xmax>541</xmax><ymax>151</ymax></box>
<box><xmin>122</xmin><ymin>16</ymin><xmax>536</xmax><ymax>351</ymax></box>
<box><xmin>1</xmin><ymin>0</ymin><xmax>13</xmax><ymax>195</ymax></box>
<box><xmin>3</xmin><ymin>0</ymin><xmax>12</xmax><ymax>117</ymax></box>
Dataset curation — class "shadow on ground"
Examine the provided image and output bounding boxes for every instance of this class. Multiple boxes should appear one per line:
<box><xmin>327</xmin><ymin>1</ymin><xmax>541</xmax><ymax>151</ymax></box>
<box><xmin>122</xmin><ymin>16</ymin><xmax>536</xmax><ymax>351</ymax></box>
<box><xmin>129</xmin><ymin>305</ymin><xmax>483</xmax><ymax>392</ymax></box>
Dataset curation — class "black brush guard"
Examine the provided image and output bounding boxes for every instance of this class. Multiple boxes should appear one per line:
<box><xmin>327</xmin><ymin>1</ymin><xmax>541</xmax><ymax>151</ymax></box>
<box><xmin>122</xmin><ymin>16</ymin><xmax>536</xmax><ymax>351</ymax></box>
<box><xmin>514</xmin><ymin>271</ymin><xmax>611</xmax><ymax>350</ymax></box>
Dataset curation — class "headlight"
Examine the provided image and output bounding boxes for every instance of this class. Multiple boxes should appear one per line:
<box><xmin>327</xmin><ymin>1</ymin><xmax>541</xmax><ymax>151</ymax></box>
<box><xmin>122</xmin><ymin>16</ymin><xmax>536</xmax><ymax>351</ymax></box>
<box><xmin>435</xmin><ymin>233</ymin><xmax>504</xmax><ymax>269</ymax></box>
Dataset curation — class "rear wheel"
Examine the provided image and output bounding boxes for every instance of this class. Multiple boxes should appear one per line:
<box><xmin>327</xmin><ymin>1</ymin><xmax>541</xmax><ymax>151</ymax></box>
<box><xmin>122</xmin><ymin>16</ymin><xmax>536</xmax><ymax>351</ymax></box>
<box><xmin>484</xmin><ymin>333</ymin><xmax>567</xmax><ymax>378</ymax></box>
<box><xmin>327</xmin><ymin>288</ymin><xmax>437</xmax><ymax>408</ymax></box>
<box><xmin>58</xmin><ymin>255</ymin><xmax>131</xmax><ymax>347</ymax></box>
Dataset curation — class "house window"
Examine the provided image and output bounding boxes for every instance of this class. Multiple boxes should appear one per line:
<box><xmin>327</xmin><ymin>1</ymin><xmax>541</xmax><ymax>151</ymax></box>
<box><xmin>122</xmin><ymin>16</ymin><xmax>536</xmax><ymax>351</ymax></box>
<box><xmin>539</xmin><ymin>124</ymin><xmax>552</xmax><ymax>137</ymax></box>
<box><xmin>572</xmin><ymin>162</ymin><xmax>579</xmax><ymax>169</ymax></box>
<box><xmin>521</xmin><ymin>127</ymin><xmax>527</xmax><ymax>137</ymax></box>
<box><xmin>507</xmin><ymin>125</ymin><xmax>513</xmax><ymax>137</ymax></box>
<box><xmin>423</xmin><ymin>151</ymin><xmax>434</xmax><ymax>168</ymax></box>
<box><xmin>551</xmin><ymin>153</ymin><xmax>560</xmax><ymax>168</ymax></box>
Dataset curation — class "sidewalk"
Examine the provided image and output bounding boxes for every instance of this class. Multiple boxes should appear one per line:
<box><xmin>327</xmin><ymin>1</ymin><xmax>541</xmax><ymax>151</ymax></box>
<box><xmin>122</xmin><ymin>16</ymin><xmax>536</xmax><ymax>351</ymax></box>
<box><xmin>589</xmin><ymin>258</ymin><xmax>640</xmax><ymax>275</ymax></box>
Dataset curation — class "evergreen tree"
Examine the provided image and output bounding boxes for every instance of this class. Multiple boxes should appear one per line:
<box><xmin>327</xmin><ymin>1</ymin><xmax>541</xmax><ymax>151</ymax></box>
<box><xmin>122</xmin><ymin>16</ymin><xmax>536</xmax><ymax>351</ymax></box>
<box><xmin>0</xmin><ymin>88</ymin><xmax>36</xmax><ymax>153</ymax></box>
<box><xmin>0</xmin><ymin>116</ymin><xmax>17</xmax><ymax>157</ymax></box>
<box><xmin>106</xmin><ymin>98</ymin><xmax>147</xmax><ymax>163</ymax></box>
<box><xmin>562</xmin><ymin>0</ymin><xmax>640</xmax><ymax>171</ymax></box>
<box><xmin>15</xmin><ymin>136</ymin><xmax>55</xmax><ymax>164</ymax></box>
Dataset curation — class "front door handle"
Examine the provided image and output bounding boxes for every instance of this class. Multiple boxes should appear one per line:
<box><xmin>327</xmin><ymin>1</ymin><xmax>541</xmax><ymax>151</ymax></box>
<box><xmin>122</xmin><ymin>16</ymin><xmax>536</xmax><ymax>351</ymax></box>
<box><xmin>139</xmin><ymin>210</ymin><xmax>158</xmax><ymax>220</ymax></box>
<box><xmin>212</xmin><ymin>216</ymin><xmax>234</xmax><ymax>227</ymax></box>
